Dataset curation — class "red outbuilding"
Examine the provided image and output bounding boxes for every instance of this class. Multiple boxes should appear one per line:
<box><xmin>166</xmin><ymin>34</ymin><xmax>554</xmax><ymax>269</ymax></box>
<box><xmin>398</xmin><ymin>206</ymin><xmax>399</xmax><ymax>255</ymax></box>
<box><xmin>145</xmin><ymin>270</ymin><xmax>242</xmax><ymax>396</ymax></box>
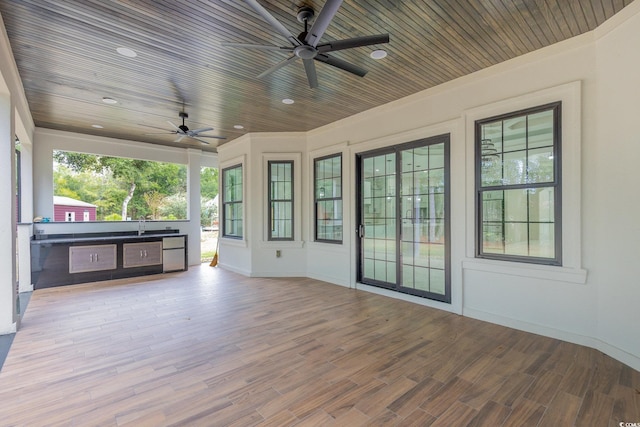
<box><xmin>53</xmin><ymin>196</ymin><xmax>97</xmax><ymax>222</ymax></box>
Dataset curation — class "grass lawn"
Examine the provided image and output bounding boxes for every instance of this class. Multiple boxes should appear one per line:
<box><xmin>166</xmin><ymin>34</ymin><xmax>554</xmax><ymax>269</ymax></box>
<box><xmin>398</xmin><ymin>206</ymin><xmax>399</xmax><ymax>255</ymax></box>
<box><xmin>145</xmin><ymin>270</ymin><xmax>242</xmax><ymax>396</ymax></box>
<box><xmin>201</xmin><ymin>230</ymin><xmax>218</xmax><ymax>263</ymax></box>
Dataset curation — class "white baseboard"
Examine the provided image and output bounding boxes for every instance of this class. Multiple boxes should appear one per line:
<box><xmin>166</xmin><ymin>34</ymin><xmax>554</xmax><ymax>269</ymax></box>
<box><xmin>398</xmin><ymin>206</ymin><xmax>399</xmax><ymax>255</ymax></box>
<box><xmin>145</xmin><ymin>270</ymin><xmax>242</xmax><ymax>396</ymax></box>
<box><xmin>356</xmin><ymin>283</ymin><xmax>459</xmax><ymax>314</ymax></box>
<box><xmin>306</xmin><ymin>272</ymin><xmax>352</xmax><ymax>288</ymax></box>
<box><xmin>248</xmin><ymin>270</ymin><xmax>308</xmax><ymax>278</ymax></box>
<box><xmin>217</xmin><ymin>263</ymin><xmax>251</xmax><ymax>276</ymax></box>
<box><xmin>463</xmin><ymin>307</ymin><xmax>640</xmax><ymax>372</ymax></box>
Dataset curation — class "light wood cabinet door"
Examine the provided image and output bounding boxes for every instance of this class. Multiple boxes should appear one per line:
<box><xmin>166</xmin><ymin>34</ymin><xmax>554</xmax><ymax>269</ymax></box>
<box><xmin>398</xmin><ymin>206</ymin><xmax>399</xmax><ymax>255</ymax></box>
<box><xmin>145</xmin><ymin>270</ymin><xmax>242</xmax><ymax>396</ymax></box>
<box><xmin>123</xmin><ymin>241</ymin><xmax>163</xmax><ymax>268</ymax></box>
<box><xmin>69</xmin><ymin>244</ymin><xmax>117</xmax><ymax>273</ymax></box>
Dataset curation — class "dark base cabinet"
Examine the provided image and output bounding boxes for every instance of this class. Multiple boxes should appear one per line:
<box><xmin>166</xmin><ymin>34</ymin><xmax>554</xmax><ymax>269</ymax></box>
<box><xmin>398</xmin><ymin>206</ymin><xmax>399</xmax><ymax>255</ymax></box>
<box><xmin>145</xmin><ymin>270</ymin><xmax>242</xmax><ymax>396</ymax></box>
<box><xmin>31</xmin><ymin>233</ymin><xmax>187</xmax><ymax>289</ymax></box>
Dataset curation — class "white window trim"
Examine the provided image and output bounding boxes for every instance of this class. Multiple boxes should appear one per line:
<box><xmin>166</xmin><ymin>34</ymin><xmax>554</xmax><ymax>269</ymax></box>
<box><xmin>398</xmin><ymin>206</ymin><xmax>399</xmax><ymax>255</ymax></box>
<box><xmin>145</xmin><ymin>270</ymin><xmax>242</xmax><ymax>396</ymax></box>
<box><xmin>463</xmin><ymin>81</ymin><xmax>587</xmax><ymax>284</ymax></box>
<box><xmin>220</xmin><ymin>154</ymin><xmax>247</xmax><ymax>247</ymax></box>
<box><xmin>261</xmin><ymin>152</ymin><xmax>303</xmax><ymax>246</ymax></box>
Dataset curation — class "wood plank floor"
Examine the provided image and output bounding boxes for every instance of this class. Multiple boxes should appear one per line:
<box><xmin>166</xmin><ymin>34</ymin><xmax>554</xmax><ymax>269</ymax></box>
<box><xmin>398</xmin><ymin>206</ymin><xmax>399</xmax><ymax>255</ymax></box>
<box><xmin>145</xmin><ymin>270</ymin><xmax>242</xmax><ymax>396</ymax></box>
<box><xmin>0</xmin><ymin>265</ymin><xmax>638</xmax><ymax>426</ymax></box>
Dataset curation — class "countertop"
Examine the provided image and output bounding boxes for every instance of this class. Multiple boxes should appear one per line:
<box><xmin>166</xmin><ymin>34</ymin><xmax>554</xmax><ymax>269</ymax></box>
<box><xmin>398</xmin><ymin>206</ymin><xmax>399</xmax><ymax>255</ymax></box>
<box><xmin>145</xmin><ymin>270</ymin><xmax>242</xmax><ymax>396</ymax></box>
<box><xmin>31</xmin><ymin>231</ymin><xmax>186</xmax><ymax>245</ymax></box>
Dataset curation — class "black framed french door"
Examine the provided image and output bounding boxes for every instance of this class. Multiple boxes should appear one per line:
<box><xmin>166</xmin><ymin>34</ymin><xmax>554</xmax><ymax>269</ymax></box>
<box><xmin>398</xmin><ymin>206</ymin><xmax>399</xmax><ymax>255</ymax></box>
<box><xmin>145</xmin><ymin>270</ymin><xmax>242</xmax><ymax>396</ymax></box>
<box><xmin>356</xmin><ymin>134</ymin><xmax>451</xmax><ymax>303</ymax></box>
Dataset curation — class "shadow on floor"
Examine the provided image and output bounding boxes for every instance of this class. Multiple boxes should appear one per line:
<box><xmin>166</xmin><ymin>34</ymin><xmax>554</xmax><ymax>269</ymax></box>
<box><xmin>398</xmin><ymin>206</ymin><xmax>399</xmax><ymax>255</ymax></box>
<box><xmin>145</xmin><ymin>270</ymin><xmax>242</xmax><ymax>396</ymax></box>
<box><xmin>0</xmin><ymin>291</ymin><xmax>31</xmax><ymax>372</ymax></box>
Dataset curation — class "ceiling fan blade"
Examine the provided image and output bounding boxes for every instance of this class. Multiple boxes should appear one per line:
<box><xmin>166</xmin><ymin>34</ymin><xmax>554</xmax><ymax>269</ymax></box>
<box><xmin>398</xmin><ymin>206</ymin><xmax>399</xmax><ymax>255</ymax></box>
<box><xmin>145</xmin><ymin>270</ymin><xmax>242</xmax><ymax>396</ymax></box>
<box><xmin>221</xmin><ymin>42</ymin><xmax>293</xmax><ymax>52</ymax></box>
<box><xmin>144</xmin><ymin>132</ymin><xmax>175</xmax><ymax>135</ymax></box>
<box><xmin>194</xmin><ymin>135</ymin><xmax>228</xmax><ymax>140</ymax></box>
<box><xmin>190</xmin><ymin>127</ymin><xmax>214</xmax><ymax>134</ymax></box>
<box><xmin>168</xmin><ymin>79</ymin><xmax>186</xmax><ymax>107</ymax></box>
<box><xmin>303</xmin><ymin>58</ymin><xmax>318</xmax><ymax>89</ymax></box>
<box><xmin>167</xmin><ymin>121</ymin><xmax>182</xmax><ymax>132</ymax></box>
<box><xmin>190</xmin><ymin>136</ymin><xmax>211</xmax><ymax>145</ymax></box>
<box><xmin>317</xmin><ymin>34</ymin><xmax>390</xmax><ymax>53</ymax></box>
<box><xmin>306</xmin><ymin>0</ymin><xmax>344</xmax><ymax>47</ymax></box>
<box><xmin>258</xmin><ymin>55</ymin><xmax>298</xmax><ymax>79</ymax></box>
<box><xmin>174</xmin><ymin>135</ymin><xmax>185</xmax><ymax>143</ymax></box>
<box><xmin>139</xmin><ymin>123</ymin><xmax>173</xmax><ymax>131</ymax></box>
<box><xmin>315</xmin><ymin>53</ymin><xmax>367</xmax><ymax>77</ymax></box>
<box><xmin>244</xmin><ymin>0</ymin><xmax>301</xmax><ymax>46</ymax></box>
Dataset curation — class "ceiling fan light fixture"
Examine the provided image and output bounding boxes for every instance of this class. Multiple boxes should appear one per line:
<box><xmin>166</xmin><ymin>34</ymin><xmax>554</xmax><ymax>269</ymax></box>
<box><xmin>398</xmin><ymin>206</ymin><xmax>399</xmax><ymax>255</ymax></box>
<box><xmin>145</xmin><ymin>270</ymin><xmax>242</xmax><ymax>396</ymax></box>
<box><xmin>102</xmin><ymin>97</ymin><xmax>118</xmax><ymax>104</ymax></box>
<box><xmin>370</xmin><ymin>49</ymin><xmax>387</xmax><ymax>59</ymax></box>
<box><xmin>282</xmin><ymin>98</ymin><xmax>294</xmax><ymax>105</ymax></box>
<box><xmin>116</xmin><ymin>47</ymin><xmax>137</xmax><ymax>58</ymax></box>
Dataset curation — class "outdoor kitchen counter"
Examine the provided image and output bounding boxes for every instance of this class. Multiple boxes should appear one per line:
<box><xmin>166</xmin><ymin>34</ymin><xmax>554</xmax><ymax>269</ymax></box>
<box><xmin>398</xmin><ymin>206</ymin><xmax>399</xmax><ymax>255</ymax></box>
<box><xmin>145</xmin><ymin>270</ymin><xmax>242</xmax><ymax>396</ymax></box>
<box><xmin>31</xmin><ymin>233</ymin><xmax>184</xmax><ymax>245</ymax></box>
<box><xmin>30</xmin><ymin>231</ymin><xmax>188</xmax><ymax>289</ymax></box>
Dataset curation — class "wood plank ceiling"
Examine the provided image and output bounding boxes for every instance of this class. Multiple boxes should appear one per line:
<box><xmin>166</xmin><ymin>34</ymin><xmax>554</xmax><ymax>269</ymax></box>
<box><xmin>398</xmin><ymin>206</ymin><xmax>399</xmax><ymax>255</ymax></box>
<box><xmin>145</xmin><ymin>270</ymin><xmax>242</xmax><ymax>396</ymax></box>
<box><xmin>0</xmin><ymin>0</ymin><xmax>633</xmax><ymax>153</ymax></box>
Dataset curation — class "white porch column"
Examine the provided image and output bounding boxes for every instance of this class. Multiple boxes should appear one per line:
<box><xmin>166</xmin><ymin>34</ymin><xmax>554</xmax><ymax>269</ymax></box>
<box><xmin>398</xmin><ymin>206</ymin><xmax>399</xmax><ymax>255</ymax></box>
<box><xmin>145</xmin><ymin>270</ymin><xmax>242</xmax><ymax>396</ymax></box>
<box><xmin>17</xmin><ymin>136</ymin><xmax>33</xmax><ymax>292</ymax></box>
<box><xmin>0</xmin><ymin>93</ymin><xmax>18</xmax><ymax>334</ymax></box>
<box><xmin>187</xmin><ymin>148</ymin><xmax>202</xmax><ymax>265</ymax></box>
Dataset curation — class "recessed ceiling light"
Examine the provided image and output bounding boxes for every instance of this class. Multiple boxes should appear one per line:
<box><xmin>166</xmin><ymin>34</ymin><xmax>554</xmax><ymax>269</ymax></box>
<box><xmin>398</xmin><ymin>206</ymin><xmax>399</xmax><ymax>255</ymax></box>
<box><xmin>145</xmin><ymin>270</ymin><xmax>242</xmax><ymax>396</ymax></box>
<box><xmin>233</xmin><ymin>124</ymin><xmax>244</xmax><ymax>130</ymax></box>
<box><xmin>370</xmin><ymin>49</ymin><xmax>387</xmax><ymax>60</ymax></box>
<box><xmin>91</xmin><ymin>124</ymin><xmax>104</xmax><ymax>129</ymax></box>
<box><xmin>116</xmin><ymin>47</ymin><xmax>137</xmax><ymax>58</ymax></box>
<box><xmin>282</xmin><ymin>98</ymin><xmax>294</xmax><ymax>105</ymax></box>
<box><xmin>102</xmin><ymin>97</ymin><xmax>118</xmax><ymax>104</ymax></box>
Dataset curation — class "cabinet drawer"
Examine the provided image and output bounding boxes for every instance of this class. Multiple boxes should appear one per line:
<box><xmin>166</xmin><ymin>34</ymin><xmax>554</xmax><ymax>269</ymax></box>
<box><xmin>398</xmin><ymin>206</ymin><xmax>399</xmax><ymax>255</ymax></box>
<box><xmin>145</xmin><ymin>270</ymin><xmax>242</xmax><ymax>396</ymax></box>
<box><xmin>123</xmin><ymin>241</ymin><xmax>163</xmax><ymax>268</ymax></box>
<box><xmin>69</xmin><ymin>244</ymin><xmax>117</xmax><ymax>273</ymax></box>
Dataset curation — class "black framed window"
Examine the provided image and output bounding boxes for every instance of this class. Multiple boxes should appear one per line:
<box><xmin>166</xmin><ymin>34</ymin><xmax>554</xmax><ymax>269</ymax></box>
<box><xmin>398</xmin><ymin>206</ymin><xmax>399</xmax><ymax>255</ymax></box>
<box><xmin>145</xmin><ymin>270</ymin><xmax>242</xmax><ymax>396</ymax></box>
<box><xmin>314</xmin><ymin>154</ymin><xmax>342</xmax><ymax>243</ymax></box>
<box><xmin>476</xmin><ymin>102</ymin><xmax>561</xmax><ymax>265</ymax></box>
<box><xmin>268</xmin><ymin>161</ymin><xmax>293</xmax><ymax>241</ymax></box>
<box><xmin>222</xmin><ymin>164</ymin><xmax>243</xmax><ymax>239</ymax></box>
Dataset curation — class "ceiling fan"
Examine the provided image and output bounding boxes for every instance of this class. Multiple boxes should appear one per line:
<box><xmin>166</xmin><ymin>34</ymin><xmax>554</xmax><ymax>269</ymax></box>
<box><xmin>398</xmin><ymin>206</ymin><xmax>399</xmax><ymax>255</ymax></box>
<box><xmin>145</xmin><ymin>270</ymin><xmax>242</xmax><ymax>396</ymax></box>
<box><xmin>222</xmin><ymin>0</ymin><xmax>389</xmax><ymax>88</ymax></box>
<box><xmin>143</xmin><ymin>111</ymin><xmax>226</xmax><ymax>145</ymax></box>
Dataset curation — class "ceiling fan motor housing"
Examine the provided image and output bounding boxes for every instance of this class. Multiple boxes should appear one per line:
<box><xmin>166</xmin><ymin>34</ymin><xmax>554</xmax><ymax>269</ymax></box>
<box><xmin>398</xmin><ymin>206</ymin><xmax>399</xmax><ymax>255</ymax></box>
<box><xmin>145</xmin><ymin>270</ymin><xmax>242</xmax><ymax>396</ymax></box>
<box><xmin>294</xmin><ymin>43</ymin><xmax>317</xmax><ymax>59</ymax></box>
<box><xmin>296</xmin><ymin>6</ymin><xmax>314</xmax><ymax>23</ymax></box>
<box><xmin>178</xmin><ymin>111</ymin><xmax>189</xmax><ymax>132</ymax></box>
<box><xmin>295</xmin><ymin>5</ymin><xmax>316</xmax><ymax>59</ymax></box>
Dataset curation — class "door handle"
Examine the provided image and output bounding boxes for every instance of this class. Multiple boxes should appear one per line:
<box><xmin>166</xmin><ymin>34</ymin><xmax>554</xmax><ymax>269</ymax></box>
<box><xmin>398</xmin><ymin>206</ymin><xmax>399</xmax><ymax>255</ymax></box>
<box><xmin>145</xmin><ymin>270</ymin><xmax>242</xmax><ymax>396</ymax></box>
<box><xmin>357</xmin><ymin>224</ymin><xmax>365</xmax><ymax>238</ymax></box>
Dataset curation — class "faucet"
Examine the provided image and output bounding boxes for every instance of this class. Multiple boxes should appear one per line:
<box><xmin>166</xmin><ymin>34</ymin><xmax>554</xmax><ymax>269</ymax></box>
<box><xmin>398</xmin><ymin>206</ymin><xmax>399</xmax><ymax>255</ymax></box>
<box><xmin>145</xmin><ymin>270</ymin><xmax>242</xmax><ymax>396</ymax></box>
<box><xmin>138</xmin><ymin>216</ymin><xmax>146</xmax><ymax>235</ymax></box>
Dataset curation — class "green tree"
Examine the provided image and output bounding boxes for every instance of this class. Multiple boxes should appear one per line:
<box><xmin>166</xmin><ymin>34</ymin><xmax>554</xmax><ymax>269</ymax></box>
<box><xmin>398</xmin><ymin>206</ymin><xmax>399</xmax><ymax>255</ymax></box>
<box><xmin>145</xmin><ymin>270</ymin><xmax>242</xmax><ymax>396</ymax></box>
<box><xmin>201</xmin><ymin>196</ymin><xmax>218</xmax><ymax>228</ymax></box>
<box><xmin>200</xmin><ymin>167</ymin><xmax>219</xmax><ymax>227</ymax></box>
<box><xmin>54</xmin><ymin>151</ymin><xmax>187</xmax><ymax>220</ymax></box>
<box><xmin>200</xmin><ymin>167</ymin><xmax>218</xmax><ymax>199</ymax></box>
<box><xmin>143</xmin><ymin>191</ymin><xmax>165</xmax><ymax>220</ymax></box>
<box><xmin>160</xmin><ymin>192</ymin><xmax>187</xmax><ymax>220</ymax></box>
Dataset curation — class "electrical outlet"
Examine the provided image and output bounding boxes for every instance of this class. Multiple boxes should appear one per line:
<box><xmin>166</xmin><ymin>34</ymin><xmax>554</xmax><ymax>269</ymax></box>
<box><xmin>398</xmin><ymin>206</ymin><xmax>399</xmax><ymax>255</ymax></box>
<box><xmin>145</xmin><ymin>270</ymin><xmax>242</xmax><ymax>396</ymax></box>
<box><xmin>276</xmin><ymin>250</ymin><xmax>281</xmax><ymax>258</ymax></box>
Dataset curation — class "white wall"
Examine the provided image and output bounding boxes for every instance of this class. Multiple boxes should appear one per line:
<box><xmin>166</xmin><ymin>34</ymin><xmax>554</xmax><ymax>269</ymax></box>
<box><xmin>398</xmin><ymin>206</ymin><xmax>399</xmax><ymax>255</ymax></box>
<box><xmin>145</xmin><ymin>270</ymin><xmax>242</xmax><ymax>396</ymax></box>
<box><xmin>217</xmin><ymin>136</ymin><xmax>251</xmax><ymax>275</ymax></box>
<box><xmin>251</xmin><ymin>133</ymin><xmax>307</xmax><ymax>277</ymax></box>
<box><xmin>217</xmin><ymin>133</ymin><xmax>308</xmax><ymax>277</ymax></box>
<box><xmin>219</xmin><ymin>2</ymin><xmax>640</xmax><ymax>370</ymax></box>
<box><xmin>306</xmin><ymin>38</ymin><xmax>595</xmax><ymax>332</ymax></box>
<box><xmin>305</xmin><ymin>142</ymin><xmax>352</xmax><ymax>287</ymax></box>
<box><xmin>0</xmin><ymin>13</ymin><xmax>34</xmax><ymax>334</ymax></box>
<box><xmin>592</xmin><ymin>6</ymin><xmax>640</xmax><ymax>366</ymax></box>
<box><xmin>0</xmin><ymin>91</ymin><xmax>17</xmax><ymax>334</ymax></box>
<box><xmin>16</xmin><ymin>115</ymin><xmax>35</xmax><ymax>293</ymax></box>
